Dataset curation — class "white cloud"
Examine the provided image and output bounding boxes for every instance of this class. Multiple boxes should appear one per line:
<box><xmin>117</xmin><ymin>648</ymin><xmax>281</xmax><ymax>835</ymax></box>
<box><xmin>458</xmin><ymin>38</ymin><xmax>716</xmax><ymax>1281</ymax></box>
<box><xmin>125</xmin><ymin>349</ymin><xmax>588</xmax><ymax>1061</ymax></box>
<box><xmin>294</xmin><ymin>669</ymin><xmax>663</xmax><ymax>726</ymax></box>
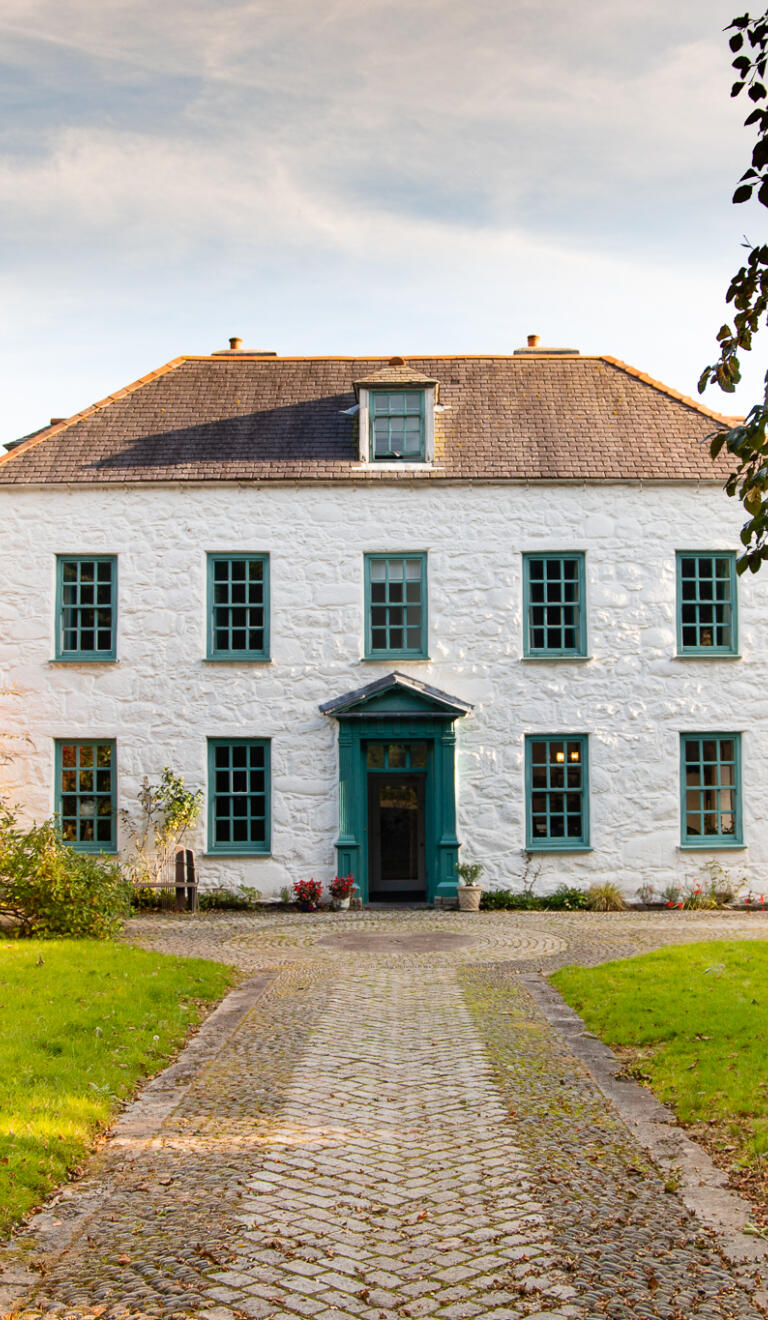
<box><xmin>0</xmin><ymin>0</ymin><xmax>761</xmax><ymax>447</ymax></box>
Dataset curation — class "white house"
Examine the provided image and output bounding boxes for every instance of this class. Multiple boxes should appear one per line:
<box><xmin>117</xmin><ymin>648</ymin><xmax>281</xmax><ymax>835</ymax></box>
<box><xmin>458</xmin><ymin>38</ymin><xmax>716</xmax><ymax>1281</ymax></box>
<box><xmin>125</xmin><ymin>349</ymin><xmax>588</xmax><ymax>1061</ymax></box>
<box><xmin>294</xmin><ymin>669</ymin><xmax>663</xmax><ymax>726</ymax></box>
<box><xmin>0</xmin><ymin>338</ymin><xmax>760</xmax><ymax>902</ymax></box>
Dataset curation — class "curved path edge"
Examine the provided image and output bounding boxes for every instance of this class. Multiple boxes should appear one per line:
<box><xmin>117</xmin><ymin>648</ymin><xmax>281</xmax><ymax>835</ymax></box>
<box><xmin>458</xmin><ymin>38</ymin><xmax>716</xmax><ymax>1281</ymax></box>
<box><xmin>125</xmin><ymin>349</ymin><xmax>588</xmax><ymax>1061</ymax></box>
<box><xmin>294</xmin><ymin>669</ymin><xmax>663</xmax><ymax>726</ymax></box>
<box><xmin>0</xmin><ymin>972</ymin><xmax>274</xmax><ymax>1317</ymax></box>
<box><xmin>522</xmin><ymin>972</ymin><xmax>768</xmax><ymax>1288</ymax></box>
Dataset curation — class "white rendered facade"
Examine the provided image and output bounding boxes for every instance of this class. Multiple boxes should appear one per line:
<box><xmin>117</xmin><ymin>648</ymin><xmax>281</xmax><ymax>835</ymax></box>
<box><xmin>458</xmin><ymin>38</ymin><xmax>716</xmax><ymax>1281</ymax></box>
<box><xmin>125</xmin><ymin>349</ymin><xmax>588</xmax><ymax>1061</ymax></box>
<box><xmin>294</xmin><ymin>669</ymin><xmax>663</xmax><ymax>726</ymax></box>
<box><xmin>0</xmin><ymin>477</ymin><xmax>761</xmax><ymax>900</ymax></box>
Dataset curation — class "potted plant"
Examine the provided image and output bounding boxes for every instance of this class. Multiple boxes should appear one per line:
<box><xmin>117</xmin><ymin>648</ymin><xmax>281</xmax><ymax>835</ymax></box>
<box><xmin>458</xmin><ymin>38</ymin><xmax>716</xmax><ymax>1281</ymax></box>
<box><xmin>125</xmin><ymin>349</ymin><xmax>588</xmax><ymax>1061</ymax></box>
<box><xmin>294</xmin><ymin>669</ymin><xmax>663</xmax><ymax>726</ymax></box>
<box><xmin>456</xmin><ymin>861</ymin><xmax>483</xmax><ymax>912</ymax></box>
<box><xmin>292</xmin><ymin>878</ymin><xmax>323</xmax><ymax>912</ymax></box>
<box><xmin>328</xmin><ymin>872</ymin><xmax>355</xmax><ymax>910</ymax></box>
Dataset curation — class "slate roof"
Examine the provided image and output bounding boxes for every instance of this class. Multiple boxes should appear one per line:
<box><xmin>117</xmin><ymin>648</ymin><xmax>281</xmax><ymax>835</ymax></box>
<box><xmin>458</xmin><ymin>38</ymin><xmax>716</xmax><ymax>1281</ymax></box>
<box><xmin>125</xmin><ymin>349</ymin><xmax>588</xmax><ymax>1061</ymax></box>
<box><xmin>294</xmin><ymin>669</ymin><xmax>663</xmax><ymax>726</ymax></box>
<box><xmin>0</xmin><ymin>352</ymin><xmax>735</xmax><ymax>485</ymax></box>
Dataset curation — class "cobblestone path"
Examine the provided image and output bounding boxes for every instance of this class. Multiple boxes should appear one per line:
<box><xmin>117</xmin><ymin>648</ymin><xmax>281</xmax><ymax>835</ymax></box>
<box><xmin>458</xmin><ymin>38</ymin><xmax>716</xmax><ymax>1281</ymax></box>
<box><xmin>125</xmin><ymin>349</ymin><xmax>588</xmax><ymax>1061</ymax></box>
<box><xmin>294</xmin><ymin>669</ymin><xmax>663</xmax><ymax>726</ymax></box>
<box><xmin>4</xmin><ymin>909</ymin><xmax>768</xmax><ymax>1320</ymax></box>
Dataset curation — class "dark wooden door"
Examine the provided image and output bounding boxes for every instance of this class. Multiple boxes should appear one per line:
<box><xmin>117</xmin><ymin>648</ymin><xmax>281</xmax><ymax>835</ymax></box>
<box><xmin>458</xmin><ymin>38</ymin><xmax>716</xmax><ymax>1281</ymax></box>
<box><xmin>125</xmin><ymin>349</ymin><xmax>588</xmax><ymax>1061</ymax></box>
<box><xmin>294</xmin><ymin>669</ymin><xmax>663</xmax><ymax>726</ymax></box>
<box><xmin>368</xmin><ymin>774</ymin><xmax>426</xmax><ymax>901</ymax></box>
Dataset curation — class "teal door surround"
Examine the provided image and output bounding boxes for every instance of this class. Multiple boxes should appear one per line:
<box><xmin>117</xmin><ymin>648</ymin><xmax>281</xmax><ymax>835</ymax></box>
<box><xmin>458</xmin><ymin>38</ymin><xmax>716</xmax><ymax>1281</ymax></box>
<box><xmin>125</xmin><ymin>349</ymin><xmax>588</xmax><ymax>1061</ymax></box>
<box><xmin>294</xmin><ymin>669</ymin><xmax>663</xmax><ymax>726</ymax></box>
<box><xmin>320</xmin><ymin>672</ymin><xmax>473</xmax><ymax>904</ymax></box>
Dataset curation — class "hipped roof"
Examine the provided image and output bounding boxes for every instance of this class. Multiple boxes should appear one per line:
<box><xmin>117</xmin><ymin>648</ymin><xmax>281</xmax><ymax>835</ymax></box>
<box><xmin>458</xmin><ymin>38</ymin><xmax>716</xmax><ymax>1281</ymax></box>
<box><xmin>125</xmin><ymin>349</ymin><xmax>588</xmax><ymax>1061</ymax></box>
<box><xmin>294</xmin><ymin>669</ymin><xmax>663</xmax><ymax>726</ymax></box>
<box><xmin>0</xmin><ymin>353</ymin><xmax>736</xmax><ymax>485</ymax></box>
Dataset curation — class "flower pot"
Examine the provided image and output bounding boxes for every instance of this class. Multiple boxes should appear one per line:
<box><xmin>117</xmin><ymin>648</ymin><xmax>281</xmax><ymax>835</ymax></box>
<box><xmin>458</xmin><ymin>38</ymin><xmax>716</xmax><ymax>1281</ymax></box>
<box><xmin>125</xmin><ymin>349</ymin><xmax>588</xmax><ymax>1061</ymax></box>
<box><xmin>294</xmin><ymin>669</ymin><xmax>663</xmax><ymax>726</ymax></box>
<box><xmin>457</xmin><ymin>884</ymin><xmax>482</xmax><ymax>912</ymax></box>
<box><xmin>332</xmin><ymin>896</ymin><xmax>351</xmax><ymax>911</ymax></box>
<box><xmin>297</xmin><ymin>901</ymin><xmax>318</xmax><ymax>913</ymax></box>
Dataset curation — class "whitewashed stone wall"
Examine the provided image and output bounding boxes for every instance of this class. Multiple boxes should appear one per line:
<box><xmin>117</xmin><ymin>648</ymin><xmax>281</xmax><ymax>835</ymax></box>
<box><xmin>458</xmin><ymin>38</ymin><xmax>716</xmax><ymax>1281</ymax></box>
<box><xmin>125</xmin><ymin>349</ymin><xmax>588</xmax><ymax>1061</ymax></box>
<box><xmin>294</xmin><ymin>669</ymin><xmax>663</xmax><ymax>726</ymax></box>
<box><xmin>0</xmin><ymin>480</ymin><xmax>763</xmax><ymax>901</ymax></box>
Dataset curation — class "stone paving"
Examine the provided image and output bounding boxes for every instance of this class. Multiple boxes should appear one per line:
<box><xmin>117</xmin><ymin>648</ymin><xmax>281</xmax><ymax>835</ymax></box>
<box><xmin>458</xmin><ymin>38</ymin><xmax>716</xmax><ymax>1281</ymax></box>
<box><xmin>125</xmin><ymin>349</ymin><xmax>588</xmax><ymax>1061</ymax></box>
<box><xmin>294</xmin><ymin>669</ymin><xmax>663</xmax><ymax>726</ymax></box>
<box><xmin>3</xmin><ymin>908</ymin><xmax>768</xmax><ymax>1320</ymax></box>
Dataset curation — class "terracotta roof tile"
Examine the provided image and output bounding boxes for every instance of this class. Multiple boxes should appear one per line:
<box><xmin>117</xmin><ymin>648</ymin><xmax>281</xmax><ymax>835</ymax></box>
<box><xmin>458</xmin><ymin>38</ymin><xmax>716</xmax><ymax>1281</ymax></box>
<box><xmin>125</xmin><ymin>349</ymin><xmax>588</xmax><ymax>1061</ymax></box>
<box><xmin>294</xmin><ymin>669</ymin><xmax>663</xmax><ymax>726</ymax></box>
<box><xmin>0</xmin><ymin>354</ymin><xmax>735</xmax><ymax>486</ymax></box>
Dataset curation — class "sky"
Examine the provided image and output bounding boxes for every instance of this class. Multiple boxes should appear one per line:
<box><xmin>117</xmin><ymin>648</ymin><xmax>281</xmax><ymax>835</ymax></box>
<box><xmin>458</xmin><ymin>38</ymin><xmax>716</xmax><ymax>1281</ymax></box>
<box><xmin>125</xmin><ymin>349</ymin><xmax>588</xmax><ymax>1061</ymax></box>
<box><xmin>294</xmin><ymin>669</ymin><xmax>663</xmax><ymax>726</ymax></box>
<box><xmin>1</xmin><ymin>0</ymin><xmax>765</xmax><ymax>447</ymax></box>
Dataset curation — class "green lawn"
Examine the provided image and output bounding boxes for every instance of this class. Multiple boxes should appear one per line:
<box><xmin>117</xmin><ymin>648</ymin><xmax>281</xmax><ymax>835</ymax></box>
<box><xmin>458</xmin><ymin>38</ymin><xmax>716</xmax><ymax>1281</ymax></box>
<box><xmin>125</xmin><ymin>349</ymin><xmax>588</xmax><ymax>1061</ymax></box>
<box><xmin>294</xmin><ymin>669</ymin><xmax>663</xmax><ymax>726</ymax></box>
<box><xmin>552</xmin><ymin>942</ymin><xmax>768</xmax><ymax>1217</ymax></box>
<box><xmin>0</xmin><ymin>939</ymin><xmax>235</xmax><ymax>1234</ymax></box>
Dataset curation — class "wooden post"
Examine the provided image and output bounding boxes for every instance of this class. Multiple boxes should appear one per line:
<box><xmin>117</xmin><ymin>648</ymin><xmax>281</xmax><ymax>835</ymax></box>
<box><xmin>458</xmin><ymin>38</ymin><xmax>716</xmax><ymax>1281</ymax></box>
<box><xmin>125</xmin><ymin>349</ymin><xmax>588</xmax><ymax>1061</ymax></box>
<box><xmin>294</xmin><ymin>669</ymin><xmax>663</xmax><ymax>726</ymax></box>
<box><xmin>175</xmin><ymin>850</ymin><xmax>186</xmax><ymax>911</ymax></box>
<box><xmin>185</xmin><ymin>848</ymin><xmax>198</xmax><ymax>912</ymax></box>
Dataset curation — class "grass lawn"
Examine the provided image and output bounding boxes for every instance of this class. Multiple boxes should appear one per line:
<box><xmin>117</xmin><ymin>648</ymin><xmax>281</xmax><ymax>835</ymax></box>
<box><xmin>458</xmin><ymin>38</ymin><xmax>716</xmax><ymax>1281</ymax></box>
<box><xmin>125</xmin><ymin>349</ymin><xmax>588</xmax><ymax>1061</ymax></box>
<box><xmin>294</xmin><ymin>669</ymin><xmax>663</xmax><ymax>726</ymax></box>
<box><xmin>0</xmin><ymin>939</ymin><xmax>235</xmax><ymax>1235</ymax></box>
<box><xmin>552</xmin><ymin>940</ymin><xmax>768</xmax><ymax>1224</ymax></box>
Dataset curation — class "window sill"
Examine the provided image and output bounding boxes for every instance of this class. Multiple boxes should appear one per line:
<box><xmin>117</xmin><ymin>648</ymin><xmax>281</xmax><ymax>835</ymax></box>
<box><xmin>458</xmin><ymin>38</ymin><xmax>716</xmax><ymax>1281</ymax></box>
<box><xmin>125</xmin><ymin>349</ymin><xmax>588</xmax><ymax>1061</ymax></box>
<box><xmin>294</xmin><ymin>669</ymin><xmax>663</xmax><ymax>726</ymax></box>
<box><xmin>520</xmin><ymin>655</ymin><xmax>592</xmax><ymax>663</ymax></box>
<box><xmin>678</xmin><ymin>842</ymin><xmax>746</xmax><ymax>851</ymax></box>
<box><xmin>203</xmin><ymin>851</ymin><xmax>272</xmax><ymax>859</ymax></box>
<box><xmin>67</xmin><ymin>845</ymin><xmax>118</xmax><ymax>855</ymax></box>
<box><xmin>203</xmin><ymin>657</ymin><xmax>272</xmax><ymax>664</ymax></box>
<box><xmin>353</xmin><ymin>461</ymin><xmax>434</xmax><ymax>471</ymax></box>
<box><xmin>524</xmin><ymin>845</ymin><xmax>593</xmax><ymax>854</ymax></box>
<box><xmin>49</xmin><ymin>657</ymin><xmax>118</xmax><ymax>665</ymax></box>
<box><xmin>363</xmin><ymin>655</ymin><xmax>431</xmax><ymax>663</ymax></box>
<box><xmin>672</xmin><ymin>653</ymin><xmax>742</xmax><ymax>661</ymax></box>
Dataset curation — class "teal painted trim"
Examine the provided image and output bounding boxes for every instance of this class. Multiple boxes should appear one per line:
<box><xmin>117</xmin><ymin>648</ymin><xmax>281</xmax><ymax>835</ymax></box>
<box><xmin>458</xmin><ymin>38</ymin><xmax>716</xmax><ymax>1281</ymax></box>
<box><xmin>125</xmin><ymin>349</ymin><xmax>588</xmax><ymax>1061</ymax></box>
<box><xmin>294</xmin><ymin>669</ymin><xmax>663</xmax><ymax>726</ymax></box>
<box><xmin>207</xmin><ymin>554</ymin><xmax>270</xmax><ymax>660</ymax></box>
<box><xmin>679</xmin><ymin>731</ymin><xmax>742</xmax><ymax>848</ymax></box>
<box><xmin>55</xmin><ymin>555</ymin><xmax>117</xmax><ymax>662</ymax></box>
<box><xmin>679</xmin><ymin>843</ymin><xmax>747</xmax><ymax>851</ymax></box>
<box><xmin>54</xmin><ymin>738</ymin><xmax>117</xmax><ymax>853</ymax></box>
<box><xmin>524</xmin><ymin>733</ymin><xmax>590</xmax><ymax>850</ymax></box>
<box><xmin>519</xmin><ymin>656</ymin><xmax>592</xmax><ymax>664</ymax></box>
<box><xmin>364</xmin><ymin>552</ymin><xmax>428</xmax><ymax>660</ymax></box>
<box><xmin>522</xmin><ymin>552</ymin><xmax>586</xmax><ymax>658</ymax></box>
<box><xmin>207</xmin><ymin>737</ymin><xmax>271</xmax><ymax>855</ymax></box>
<box><xmin>676</xmin><ymin>551</ymin><xmax>738</xmax><ymax>656</ymax></box>
<box><xmin>333</xmin><ymin>715</ymin><xmax>460</xmax><ymax>903</ymax></box>
<box><xmin>525</xmin><ymin>846</ymin><xmax>595</xmax><ymax>854</ymax></box>
<box><xmin>369</xmin><ymin>389</ymin><xmax>425</xmax><ymax>461</ymax></box>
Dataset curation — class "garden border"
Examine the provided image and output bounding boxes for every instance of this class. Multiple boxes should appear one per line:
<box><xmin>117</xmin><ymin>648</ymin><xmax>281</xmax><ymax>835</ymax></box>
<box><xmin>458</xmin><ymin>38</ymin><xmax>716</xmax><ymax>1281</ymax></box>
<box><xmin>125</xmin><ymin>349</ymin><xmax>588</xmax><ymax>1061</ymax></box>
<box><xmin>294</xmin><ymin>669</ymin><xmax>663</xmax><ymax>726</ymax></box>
<box><xmin>0</xmin><ymin>971</ymin><xmax>273</xmax><ymax>1315</ymax></box>
<box><xmin>523</xmin><ymin>972</ymin><xmax>768</xmax><ymax>1294</ymax></box>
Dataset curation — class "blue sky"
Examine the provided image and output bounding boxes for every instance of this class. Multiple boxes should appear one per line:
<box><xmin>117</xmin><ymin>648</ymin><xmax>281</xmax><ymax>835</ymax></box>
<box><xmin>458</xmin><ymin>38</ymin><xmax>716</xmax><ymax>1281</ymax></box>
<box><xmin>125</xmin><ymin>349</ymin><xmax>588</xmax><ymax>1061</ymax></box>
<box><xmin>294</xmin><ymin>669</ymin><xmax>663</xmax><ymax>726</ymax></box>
<box><xmin>0</xmin><ymin>0</ymin><xmax>764</xmax><ymax>446</ymax></box>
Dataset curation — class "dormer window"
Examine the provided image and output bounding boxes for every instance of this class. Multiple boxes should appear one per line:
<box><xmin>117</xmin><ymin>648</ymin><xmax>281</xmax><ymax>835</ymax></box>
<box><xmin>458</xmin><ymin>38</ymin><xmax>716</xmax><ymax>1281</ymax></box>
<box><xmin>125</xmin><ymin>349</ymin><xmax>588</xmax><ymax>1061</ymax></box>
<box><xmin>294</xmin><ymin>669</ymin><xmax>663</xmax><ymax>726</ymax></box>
<box><xmin>370</xmin><ymin>391</ymin><xmax>425</xmax><ymax>461</ymax></box>
<box><xmin>353</xmin><ymin>357</ymin><xmax>439</xmax><ymax>466</ymax></box>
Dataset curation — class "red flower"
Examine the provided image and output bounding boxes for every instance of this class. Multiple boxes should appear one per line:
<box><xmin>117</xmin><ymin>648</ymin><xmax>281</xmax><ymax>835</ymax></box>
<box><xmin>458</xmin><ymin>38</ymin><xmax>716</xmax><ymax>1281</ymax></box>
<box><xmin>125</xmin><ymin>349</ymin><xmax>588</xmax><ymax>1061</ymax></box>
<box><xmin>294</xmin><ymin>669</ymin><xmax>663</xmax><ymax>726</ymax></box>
<box><xmin>292</xmin><ymin>878</ymin><xmax>323</xmax><ymax>908</ymax></box>
<box><xmin>329</xmin><ymin>872</ymin><xmax>355</xmax><ymax>899</ymax></box>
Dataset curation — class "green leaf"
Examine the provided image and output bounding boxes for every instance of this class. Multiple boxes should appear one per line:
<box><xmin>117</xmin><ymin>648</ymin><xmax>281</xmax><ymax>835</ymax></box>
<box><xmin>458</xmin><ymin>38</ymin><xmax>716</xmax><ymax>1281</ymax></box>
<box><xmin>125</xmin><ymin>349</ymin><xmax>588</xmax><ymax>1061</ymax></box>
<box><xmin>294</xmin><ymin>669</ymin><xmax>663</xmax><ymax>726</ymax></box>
<box><xmin>731</xmin><ymin>32</ymin><xmax>745</xmax><ymax>51</ymax></box>
<box><xmin>710</xmin><ymin>434</ymin><xmax>727</xmax><ymax>458</ymax></box>
<box><xmin>734</xmin><ymin>183</ymin><xmax>755</xmax><ymax>202</ymax></box>
<box><xmin>749</xmin><ymin>82</ymin><xmax>767</xmax><ymax>101</ymax></box>
<box><xmin>733</xmin><ymin>80</ymin><xmax>746</xmax><ymax>96</ymax></box>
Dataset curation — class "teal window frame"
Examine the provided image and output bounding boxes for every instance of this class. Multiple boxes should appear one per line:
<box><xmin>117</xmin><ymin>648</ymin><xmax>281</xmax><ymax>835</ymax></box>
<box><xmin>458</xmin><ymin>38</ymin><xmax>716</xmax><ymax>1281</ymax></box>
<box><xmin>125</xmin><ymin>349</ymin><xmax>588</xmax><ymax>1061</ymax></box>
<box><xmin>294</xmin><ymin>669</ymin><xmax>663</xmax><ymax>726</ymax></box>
<box><xmin>207</xmin><ymin>554</ymin><xmax>270</xmax><ymax>660</ymax></box>
<box><xmin>676</xmin><ymin>552</ymin><xmax>738</xmax><ymax>655</ymax></box>
<box><xmin>369</xmin><ymin>390</ymin><xmax>425</xmax><ymax>461</ymax></box>
<box><xmin>208</xmin><ymin>738</ymin><xmax>271</xmax><ymax>855</ymax></box>
<box><xmin>523</xmin><ymin>553</ymin><xmax>586</xmax><ymax>658</ymax></box>
<box><xmin>55</xmin><ymin>739</ymin><xmax>117</xmax><ymax>853</ymax></box>
<box><xmin>56</xmin><ymin>556</ymin><xmax>117</xmax><ymax>661</ymax></box>
<box><xmin>525</xmin><ymin>734</ymin><xmax>590</xmax><ymax>850</ymax></box>
<box><xmin>364</xmin><ymin>553</ymin><xmax>428</xmax><ymax>659</ymax></box>
<box><xmin>680</xmin><ymin>733</ymin><xmax>743</xmax><ymax>848</ymax></box>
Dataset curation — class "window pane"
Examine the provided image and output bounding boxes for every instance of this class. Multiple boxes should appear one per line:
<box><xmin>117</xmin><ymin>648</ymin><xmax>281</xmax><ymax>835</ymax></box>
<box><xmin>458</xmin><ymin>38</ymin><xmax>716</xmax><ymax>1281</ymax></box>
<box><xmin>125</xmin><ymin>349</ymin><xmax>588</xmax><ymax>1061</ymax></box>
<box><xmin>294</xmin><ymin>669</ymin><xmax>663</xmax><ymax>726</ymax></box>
<box><xmin>367</xmin><ymin>556</ymin><xmax>425</xmax><ymax>655</ymax></box>
<box><xmin>210</xmin><ymin>741</ymin><xmax>269</xmax><ymax>853</ymax></box>
<box><xmin>527</xmin><ymin>736</ymin><xmax>586</xmax><ymax>847</ymax></box>
<box><xmin>678</xmin><ymin>554</ymin><xmax>736</xmax><ymax>653</ymax></box>
<box><xmin>209</xmin><ymin>556</ymin><xmax>269</xmax><ymax>656</ymax></box>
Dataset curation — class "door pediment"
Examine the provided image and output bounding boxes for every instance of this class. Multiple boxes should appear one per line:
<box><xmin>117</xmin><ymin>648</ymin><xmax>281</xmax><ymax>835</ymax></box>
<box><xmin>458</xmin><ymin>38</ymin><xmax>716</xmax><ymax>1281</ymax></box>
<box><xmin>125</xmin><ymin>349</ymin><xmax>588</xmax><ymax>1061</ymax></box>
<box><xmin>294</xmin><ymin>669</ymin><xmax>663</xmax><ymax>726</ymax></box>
<box><xmin>320</xmin><ymin>671</ymin><xmax>473</xmax><ymax>720</ymax></box>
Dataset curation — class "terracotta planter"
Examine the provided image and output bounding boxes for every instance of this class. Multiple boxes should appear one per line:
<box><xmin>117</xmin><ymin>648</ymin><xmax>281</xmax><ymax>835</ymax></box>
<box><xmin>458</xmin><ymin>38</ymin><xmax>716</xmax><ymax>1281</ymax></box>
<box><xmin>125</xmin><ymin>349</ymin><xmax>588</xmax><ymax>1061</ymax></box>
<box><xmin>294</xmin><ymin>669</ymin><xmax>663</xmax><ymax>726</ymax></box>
<box><xmin>457</xmin><ymin>884</ymin><xmax>483</xmax><ymax>912</ymax></box>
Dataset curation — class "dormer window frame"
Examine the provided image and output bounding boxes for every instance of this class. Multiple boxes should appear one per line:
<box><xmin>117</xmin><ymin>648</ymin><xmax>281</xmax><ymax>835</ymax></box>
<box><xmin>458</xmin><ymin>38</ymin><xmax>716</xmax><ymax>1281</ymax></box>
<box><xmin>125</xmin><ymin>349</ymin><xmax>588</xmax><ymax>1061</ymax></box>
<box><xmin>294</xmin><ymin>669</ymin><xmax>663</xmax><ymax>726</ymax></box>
<box><xmin>358</xmin><ymin>386</ymin><xmax>436</xmax><ymax>466</ymax></box>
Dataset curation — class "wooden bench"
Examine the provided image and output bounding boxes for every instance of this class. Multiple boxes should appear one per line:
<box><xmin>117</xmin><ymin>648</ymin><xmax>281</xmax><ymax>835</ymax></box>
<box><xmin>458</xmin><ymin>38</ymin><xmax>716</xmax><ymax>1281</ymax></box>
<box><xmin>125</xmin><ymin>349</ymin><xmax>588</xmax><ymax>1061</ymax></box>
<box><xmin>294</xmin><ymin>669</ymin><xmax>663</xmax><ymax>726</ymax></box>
<box><xmin>131</xmin><ymin>848</ymin><xmax>198</xmax><ymax>912</ymax></box>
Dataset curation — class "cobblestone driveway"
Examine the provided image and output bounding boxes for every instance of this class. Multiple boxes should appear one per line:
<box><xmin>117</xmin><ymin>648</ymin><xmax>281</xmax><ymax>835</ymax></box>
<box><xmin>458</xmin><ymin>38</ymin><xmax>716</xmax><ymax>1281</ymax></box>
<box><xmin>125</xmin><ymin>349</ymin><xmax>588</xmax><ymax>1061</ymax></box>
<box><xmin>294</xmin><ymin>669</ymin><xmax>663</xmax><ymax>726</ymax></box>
<box><xmin>4</xmin><ymin>908</ymin><xmax>768</xmax><ymax>1320</ymax></box>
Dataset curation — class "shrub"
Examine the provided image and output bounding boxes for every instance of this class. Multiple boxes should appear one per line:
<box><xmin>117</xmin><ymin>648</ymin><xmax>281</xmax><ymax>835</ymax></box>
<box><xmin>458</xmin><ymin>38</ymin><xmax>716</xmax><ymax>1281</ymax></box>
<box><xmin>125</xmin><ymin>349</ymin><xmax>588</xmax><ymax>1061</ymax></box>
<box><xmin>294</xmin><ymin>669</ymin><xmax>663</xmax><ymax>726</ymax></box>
<box><xmin>545</xmin><ymin>884</ymin><xmax>590</xmax><ymax>911</ymax></box>
<box><xmin>585</xmin><ymin>882</ymin><xmax>627</xmax><ymax>911</ymax></box>
<box><xmin>480</xmin><ymin>884</ymin><xmax>589</xmax><ymax>911</ymax></box>
<box><xmin>0</xmin><ymin>806</ymin><xmax>130</xmax><ymax>938</ymax></box>
<box><xmin>198</xmin><ymin>885</ymin><xmax>262</xmax><ymax>911</ymax></box>
<box><xmin>121</xmin><ymin>768</ymin><xmax>202</xmax><ymax>887</ymax></box>
<box><xmin>481</xmin><ymin>889</ymin><xmax>544</xmax><ymax>910</ymax></box>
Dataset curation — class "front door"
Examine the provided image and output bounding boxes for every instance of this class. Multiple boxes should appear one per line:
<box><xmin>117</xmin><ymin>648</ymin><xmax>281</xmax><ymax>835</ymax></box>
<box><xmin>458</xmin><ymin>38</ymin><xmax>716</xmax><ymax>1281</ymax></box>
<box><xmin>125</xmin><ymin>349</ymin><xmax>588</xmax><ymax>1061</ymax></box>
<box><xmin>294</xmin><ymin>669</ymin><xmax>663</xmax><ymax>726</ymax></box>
<box><xmin>368</xmin><ymin>774</ymin><xmax>426</xmax><ymax>901</ymax></box>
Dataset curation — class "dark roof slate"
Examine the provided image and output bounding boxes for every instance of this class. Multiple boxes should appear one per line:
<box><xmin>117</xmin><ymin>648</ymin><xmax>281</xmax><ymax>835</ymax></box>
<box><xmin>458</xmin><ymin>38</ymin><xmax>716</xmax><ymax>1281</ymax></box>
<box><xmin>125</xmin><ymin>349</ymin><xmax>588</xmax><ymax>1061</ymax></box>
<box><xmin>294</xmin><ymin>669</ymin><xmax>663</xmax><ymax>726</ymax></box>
<box><xmin>0</xmin><ymin>354</ymin><xmax>734</xmax><ymax>485</ymax></box>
